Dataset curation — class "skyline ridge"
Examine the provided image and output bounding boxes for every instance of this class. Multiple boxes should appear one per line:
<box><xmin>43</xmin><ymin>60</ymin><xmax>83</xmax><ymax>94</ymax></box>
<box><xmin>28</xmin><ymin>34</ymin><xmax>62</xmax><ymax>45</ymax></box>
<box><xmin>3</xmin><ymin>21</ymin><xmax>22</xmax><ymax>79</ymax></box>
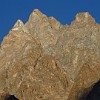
<box><xmin>0</xmin><ymin>9</ymin><xmax>99</xmax><ymax>44</ymax></box>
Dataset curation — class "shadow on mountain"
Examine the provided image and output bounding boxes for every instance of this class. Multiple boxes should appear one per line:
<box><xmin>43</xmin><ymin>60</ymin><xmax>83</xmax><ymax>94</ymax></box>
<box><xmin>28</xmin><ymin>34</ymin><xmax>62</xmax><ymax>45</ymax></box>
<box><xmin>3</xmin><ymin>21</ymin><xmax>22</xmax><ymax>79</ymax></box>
<box><xmin>80</xmin><ymin>80</ymin><xmax>100</xmax><ymax>100</ymax></box>
<box><xmin>5</xmin><ymin>95</ymin><xmax>19</xmax><ymax>100</ymax></box>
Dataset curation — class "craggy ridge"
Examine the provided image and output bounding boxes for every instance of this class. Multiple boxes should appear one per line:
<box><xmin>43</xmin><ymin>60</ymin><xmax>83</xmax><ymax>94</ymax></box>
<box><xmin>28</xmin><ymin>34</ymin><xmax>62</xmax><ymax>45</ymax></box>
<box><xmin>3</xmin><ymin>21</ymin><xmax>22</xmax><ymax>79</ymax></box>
<box><xmin>0</xmin><ymin>9</ymin><xmax>100</xmax><ymax>100</ymax></box>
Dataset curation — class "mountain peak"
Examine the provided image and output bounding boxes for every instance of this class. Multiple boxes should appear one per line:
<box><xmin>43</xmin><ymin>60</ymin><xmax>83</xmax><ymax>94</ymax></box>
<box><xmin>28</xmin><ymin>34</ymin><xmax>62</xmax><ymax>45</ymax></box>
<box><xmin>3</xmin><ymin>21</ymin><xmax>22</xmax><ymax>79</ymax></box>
<box><xmin>32</xmin><ymin>9</ymin><xmax>43</xmax><ymax>15</ymax></box>
<box><xmin>0</xmin><ymin>10</ymin><xmax>100</xmax><ymax>100</ymax></box>
<box><xmin>12</xmin><ymin>19</ymin><xmax>24</xmax><ymax>30</ymax></box>
<box><xmin>71</xmin><ymin>12</ymin><xmax>96</xmax><ymax>27</ymax></box>
<box><xmin>30</xmin><ymin>9</ymin><xmax>45</xmax><ymax>18</ymax></box>
<box><xmin>27</xmin><ymin>9</ymin><xmax>48</xmax><ymax>24</ymax></box>
<box><xmin>76</xmin><ymin>12</ymin><xmax>95</xmax><ymax>22</ymax></box>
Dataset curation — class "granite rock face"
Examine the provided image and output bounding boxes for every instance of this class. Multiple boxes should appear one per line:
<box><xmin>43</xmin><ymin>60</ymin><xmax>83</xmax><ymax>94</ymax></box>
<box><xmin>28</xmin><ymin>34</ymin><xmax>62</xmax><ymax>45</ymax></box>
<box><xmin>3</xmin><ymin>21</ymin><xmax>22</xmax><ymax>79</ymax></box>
<box><xmin>0</xmin><ymin>9</ymin><xmax>100</xmax><ymax>100</ymax></box>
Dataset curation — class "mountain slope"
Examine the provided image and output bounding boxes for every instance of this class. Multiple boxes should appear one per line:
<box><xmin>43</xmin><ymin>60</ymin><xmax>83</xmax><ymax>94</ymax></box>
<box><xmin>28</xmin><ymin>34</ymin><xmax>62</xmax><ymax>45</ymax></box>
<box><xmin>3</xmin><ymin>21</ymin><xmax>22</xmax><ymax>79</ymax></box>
<box><xmin>0</xmin><ymin>9</ymin><xmax>100</xmax><ymax>100</ymax></box>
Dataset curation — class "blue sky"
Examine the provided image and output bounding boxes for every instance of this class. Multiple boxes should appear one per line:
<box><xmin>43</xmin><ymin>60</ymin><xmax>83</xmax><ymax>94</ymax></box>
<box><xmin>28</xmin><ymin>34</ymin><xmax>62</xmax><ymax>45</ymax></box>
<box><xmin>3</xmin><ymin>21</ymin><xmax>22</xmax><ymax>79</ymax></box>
<box><xmin>0</xmin><ymin>0</ymin><xmax>100</xmax><ymax>44</ymax></box>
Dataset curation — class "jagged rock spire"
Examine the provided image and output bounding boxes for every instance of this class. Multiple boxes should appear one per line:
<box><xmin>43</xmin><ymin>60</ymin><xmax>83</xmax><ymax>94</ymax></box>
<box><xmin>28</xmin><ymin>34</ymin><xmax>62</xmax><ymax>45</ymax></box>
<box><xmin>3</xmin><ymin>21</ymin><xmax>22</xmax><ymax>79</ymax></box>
<box><xmin>71</xmin><ymin>12</ymin><xmax>96</xmax><ymax>27</ymax></box>
<box><xmin>12</xmin><ymin>19</ymin><xmax>29</xmax><ymax>33</ymax></box>
<box><xmin>28</xmin><ymin>9</ymin><xmax>47</xmax><ymax>23</ymax></box>
<box><xmin>48</xmin><ymin>16</ymin><xmax>61</xmax><ymax>29</ymax></box>
<box><xmin>13</xmin><ymin>20</ymin><xmax>24</xmax><ymax>28</ymax></box>
<box><xmin>26</xmin><ymin>9</ymin><xmax>61</xmax><ymax>30</ymax></box>
<box><xmin>12</xmin><ymin>19</ymin><xmax>24</xmax><ymax>30</ymax></box>
<box><xmin>31</xmin><ymin>9</ymin><xmax>44</xmax><ymax>17</ymax></box>
<box><xmin>75</xmin><ymin>12</ymin><xmax>96</xmax><ymax>23</ymax></box>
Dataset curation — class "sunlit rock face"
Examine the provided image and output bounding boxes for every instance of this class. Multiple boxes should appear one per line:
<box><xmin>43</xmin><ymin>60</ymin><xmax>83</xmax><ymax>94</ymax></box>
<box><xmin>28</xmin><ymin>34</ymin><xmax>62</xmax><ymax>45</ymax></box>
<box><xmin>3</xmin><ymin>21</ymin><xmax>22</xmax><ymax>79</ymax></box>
<box><xmin>0</xmin><ymin>9</ymin><xmax>100</xmax><ymax>100</ymax></box>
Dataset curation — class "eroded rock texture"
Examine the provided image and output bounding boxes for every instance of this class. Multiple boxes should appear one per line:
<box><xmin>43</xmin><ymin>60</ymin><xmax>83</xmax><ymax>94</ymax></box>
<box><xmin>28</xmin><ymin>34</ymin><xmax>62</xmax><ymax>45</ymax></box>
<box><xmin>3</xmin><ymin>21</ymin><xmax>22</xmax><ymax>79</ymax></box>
<box><xmin>0</xmin><ymin>9</ymin><xmax>100</xmax><ymax>100</ymax></box>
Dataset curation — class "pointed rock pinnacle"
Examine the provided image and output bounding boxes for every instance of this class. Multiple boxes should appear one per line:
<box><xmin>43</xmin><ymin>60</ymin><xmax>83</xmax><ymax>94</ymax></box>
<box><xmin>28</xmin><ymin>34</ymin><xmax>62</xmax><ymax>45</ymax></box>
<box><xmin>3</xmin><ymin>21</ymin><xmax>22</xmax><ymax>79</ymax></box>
<box><xmin>75</xmin><ymin>12</ymin><xmax>96</xmax><ymax>23</ymax></box>
<box><xmin>12</xmin><ymin>20</ymin><xmax>24</xmax><ymax>30</ymax></box>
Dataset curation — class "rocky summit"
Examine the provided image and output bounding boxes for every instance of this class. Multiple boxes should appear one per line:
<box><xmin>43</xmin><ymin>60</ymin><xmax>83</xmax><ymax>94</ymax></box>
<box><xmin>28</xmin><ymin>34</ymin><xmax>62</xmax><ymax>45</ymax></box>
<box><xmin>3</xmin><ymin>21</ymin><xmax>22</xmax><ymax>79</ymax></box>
<box><xmin>0</xmin><ymin>9</ymin><xmax>100</xmax><ymax>100</ymax></box>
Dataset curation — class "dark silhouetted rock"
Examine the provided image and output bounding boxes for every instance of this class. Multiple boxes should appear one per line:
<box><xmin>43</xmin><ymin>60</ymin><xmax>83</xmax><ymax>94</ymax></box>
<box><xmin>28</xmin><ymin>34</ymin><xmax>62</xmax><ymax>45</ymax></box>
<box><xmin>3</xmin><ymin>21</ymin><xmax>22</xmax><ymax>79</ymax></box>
<box><xmin>5</xmin><ymin>95</ymin><xmax>19</xmax><ymax>100</ymax></box>
<box><xmin>86</xmin><ymin>80</ymin><xmax>100</xmax><ymax>100</ymax></box>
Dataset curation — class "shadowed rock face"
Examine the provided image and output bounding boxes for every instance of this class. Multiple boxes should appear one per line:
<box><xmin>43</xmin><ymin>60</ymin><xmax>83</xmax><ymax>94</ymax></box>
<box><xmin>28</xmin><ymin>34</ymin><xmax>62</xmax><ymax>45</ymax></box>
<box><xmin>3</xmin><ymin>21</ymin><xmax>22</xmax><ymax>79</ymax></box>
<box><xmin>0</xmin><ymin>9</ymin><xmax>100</xmax><ymax>100</ymax></box>
<box><xmin>85</xmin><ymin>80</ymin><xmax>100</xmax><ymax>100</ymax></box>
<box><xmin>5</xmin><ymin>95</ymin><xmax>19</xmax><ymax>100</ymax></box>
